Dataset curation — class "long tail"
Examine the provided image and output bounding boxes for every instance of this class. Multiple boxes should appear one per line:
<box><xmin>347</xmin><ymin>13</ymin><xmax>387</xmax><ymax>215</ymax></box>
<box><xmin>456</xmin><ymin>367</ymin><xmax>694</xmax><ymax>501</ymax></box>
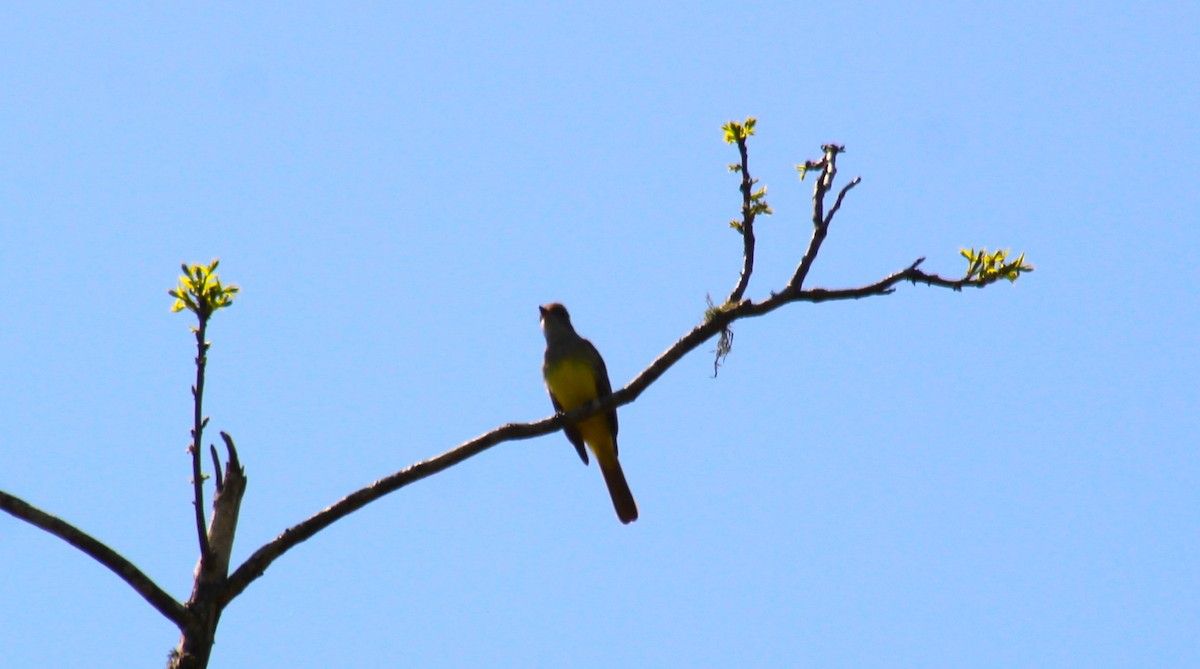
<box><xmin>599</xmin><ymin>458</ymin><xmax>639</xmax><ymax>524</ymax></box>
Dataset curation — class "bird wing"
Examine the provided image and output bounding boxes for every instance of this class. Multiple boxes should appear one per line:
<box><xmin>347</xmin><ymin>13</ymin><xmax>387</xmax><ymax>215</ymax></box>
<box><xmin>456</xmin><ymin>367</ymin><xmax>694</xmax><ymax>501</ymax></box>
<box><xmin>584</xmin><ymin>338</ymin><xmax>619</xmax><ymax>454</ymax></box>
<box><xmin>549</xmin><ymin>391</ymin><xmax>589</xmax><ymax>465</ymax></box>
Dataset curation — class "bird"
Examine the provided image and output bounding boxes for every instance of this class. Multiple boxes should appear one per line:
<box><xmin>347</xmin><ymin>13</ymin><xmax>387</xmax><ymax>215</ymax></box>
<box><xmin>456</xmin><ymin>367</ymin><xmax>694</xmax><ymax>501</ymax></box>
<box><xmin>539</xmin><ymin>303</ymin><xmax>638</xmax><ymax>524</ymax></box>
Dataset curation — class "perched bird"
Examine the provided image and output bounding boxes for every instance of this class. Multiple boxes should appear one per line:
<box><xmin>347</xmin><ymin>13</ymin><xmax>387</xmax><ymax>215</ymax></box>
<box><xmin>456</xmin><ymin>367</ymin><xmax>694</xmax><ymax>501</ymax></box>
<box><xmin>539</xmin><ymin>303</ymin><xmax>638</xmax><ymax>524</ymax></box>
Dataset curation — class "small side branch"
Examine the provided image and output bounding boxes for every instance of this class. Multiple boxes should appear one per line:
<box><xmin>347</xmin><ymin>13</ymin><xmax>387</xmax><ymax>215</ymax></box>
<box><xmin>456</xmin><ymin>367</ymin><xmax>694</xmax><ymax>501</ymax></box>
<box><xmin>790</xmin><ymin>144</ymin><xmax>858</xmax><ymax>291</ymax></box>
<box><xmin>725</xmin><ymin>128</ymin><xmax>758</xmax><ymax>305</ymax></box>
<box><xmin>0</xmin><ymin>489</ymin><xmax>190</xmax><ymax>628</ymax></box>
<box><xmin>795</xmin><ymin>258</ymin><xmax>986</xmax><ymax>300</ymax></box>
<box><xmin>824</xmin><ymin>177</ymin><xmax>860</xmax><ymax>228</ymax></box>
<box><xmin>713</xmin><ymin>117</ymin><xmax>774</xmax><ymax>374</ymax></box>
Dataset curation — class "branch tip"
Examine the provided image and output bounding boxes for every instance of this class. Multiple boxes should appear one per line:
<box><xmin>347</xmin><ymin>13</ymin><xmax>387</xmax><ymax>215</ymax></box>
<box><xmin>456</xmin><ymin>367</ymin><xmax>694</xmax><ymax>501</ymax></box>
<box><xmin>209</xmin><ymin>445</ymin><xmax>223</xmax><ymax>491</ymax></box>
<box><xmin>220</xmin><ymin>432</ymin><xmax>241</xmax><ymax>471</ymax></box>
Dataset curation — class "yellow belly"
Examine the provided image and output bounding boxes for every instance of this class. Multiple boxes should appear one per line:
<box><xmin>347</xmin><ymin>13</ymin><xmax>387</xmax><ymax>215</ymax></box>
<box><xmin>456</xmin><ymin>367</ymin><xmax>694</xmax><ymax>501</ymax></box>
<box><xmin>545</xmin><ymin>357</ymin><xmax>600</xmax><ymax>411</ymax></box>
<box><xmin>545</xmin><ymin>357</ymin><xmax>615</xmax><ymax>458</ymax></box>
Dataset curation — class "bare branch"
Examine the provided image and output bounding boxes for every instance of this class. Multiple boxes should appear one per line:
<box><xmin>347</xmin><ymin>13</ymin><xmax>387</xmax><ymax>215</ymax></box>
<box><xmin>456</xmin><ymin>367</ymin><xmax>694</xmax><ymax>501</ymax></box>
<box><xmin>223</xmin><ymin>415</ymin><xmax>569</xmax><ymax>604</ymax></box>
<box><xmin>0</xmin><ymin>489</ymin><xmax>191</xmax><ymax>628</ymax></box>
<box><xmin>189</xmin><ymin>319</ymin><xmax>211</xmax><ymax>564</ymax></box>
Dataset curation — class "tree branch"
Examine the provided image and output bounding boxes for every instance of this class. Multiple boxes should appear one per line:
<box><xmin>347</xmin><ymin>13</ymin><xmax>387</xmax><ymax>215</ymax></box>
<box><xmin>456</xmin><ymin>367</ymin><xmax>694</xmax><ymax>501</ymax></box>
<box><xmin>221</xmin><ymin>251</ymin><xmax>990</xmax><ymax>605</ymax></box>
<box><xmin>0</xmin><ymin>489</ymin><xmax>191</xmax><ymax>628</ymax></box>
<box><xmin>222</xmin><ymin>415</ymin><xmax>568</xmax><ymax>604</ymax></box>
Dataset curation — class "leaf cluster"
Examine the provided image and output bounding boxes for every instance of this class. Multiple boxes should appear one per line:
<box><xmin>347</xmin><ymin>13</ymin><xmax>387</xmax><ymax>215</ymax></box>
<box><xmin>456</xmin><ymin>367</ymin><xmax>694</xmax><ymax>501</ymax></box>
<box><xmin>721</xmin><ymin>117</ymin><xmax>756</xmax><ymax>145</ymax></box>
<box><xmin>168</xmin><ymin>260</ymin><xmax>239</xmax><ymax>323</ymax></box>
<box><xmin>960</xmin><ymin>248</ymin><xmax>1034</xmax><ymax>284</ymax></box>
<box><xmin>723</xmin><ymin>116</ymin><xmax>772</xmax><ymax>233</ymax></box>
<box><xmin>744</xmin><ymin>186</ymin><xmax>772</xmax><ymax>220</ymax></box>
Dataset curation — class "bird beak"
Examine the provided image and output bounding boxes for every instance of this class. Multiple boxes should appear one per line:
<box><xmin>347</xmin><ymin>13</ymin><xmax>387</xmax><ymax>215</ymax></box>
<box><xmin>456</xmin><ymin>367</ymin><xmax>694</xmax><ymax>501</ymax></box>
<box><xmin>538</xmin><ymin>305</ymin><xmax>548</xmax><ymax>319</ymax></box>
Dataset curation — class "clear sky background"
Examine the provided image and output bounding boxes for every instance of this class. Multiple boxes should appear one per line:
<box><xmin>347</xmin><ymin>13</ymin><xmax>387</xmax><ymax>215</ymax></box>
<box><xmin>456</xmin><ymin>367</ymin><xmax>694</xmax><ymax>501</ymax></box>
<box><xmin>2</xmin><ymin>3</ymin><xmax>1196</xmax><ymax>667</ymax></box>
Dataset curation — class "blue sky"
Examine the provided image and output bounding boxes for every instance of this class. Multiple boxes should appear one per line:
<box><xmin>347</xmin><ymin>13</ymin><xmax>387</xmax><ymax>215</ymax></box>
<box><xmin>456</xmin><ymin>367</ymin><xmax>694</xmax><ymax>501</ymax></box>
<box><xmin>2</xmin><ymin>2</ymin><xmax>1197</xmax><ymax>667</ymax></box>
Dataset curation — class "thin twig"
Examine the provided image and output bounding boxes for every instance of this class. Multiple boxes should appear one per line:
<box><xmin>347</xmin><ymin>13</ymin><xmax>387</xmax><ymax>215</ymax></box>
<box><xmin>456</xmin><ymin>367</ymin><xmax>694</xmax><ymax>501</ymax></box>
<box><xmin>824</xmin><ymin>176</ymin><xmax>861</xmax><ymax>227</ymax></box>
<box><xmin>208</xmin><ymin>444</ymin><xmax>223</xmax><ymax>491</ymax></box>
<box><xmin>189</xmin><ymin>318</ymin><xmax>211</xmax><ymax>564</ymax></box>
